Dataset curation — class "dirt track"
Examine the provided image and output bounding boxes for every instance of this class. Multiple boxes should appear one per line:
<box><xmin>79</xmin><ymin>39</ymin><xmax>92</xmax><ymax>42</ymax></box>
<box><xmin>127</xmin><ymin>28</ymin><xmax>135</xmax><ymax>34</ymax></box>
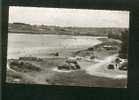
<box><xmin>85</xmin><ymin>54</ymin><xmax>127</xmax><ymax>79</ymax></box>
<box><xmin>6</xmin><ymin>36</ymin><xmax>127</xmax><ymax>87</ymax></box>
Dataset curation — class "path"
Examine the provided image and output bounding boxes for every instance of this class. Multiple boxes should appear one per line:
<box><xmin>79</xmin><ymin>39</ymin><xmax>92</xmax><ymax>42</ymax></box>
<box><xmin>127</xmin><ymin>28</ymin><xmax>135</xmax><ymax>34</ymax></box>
<box><xmin>85</xmin><ymin>54</ymin><xmax>127</xmax><ymax>79</ymax></box>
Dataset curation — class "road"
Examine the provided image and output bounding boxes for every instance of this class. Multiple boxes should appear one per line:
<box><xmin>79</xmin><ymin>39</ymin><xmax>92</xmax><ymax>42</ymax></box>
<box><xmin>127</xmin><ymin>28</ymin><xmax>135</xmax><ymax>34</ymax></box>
<box><xmin>85</xmin><ymin>54</ymin><xmax>127</xmax><ymax>79</ymax></box>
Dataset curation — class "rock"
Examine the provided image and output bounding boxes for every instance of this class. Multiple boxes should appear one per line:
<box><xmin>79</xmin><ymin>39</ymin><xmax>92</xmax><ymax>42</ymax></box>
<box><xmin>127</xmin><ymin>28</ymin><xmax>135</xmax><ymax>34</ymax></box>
<box><xmin>74</xmin><ymin>56</ymin><xmax>83</xmax><ymax>60</ymax></box>
<box><xmin>58</xmin><ymin>64</ymin><xmax>70</xmax><ymax>70</ymax></box>
<box><xmin>50</xmin><ymin>52</ymin><xmax>59</xmax><ymax>56</ymax></box>
<box><xmin>115</xmin><ymin>58</ymin><xmax>122</xmax><ymax>64</ymax></box>
<box><xmin>107</xmin><ymin>64</ymin><xmax>115</xmax><ymax>70</ymax></box>
<box><xmin>57</xmin><ymin>60</ymin><xmax>80</xmax><ymax>71</ymax></box>
<box><xmin>66</xmin><ymin>57</ymin><xmax>77</xmax><ymax>64</ymax></box>
<box><xmin>119</xmin><ymin>62</ymin><xmax>128</xmax><ymax>70</ymax></box>
<box><xmin>69</xmin><ymin>63</ymin><xmax>80</xmax><ymax>70</ymax></box>
<box><xmin>88</xmin><ymin>47</ymin><xmax>94</xmax><ymax>51</ymax></box>
<box><xmin>55</xmin><ymin>52</ymin><xmax>59</xmax><ymax>56</ymax></box>
<box><xmin>13</xmin><ymin>78</ymin><xmax>20</xmax><ymax>82</ymax></box>
<box><xmin>90</xmin><ymin>55</ymin><xmax>95</xmax><ymax>59</ymax></box>
<box><xmin>19</xmin><ymin>57</ymin><xmax>43</xmax><ymax>61</ymax></box>
<box><xmin>75</xmin><ymin>64</ymin><xmax>80</xmax><ymax>69</ymax></box>
<box><xmin>103</xmin><ymin>45</ymin><xmax>113</xmax><ymax>50</ymax></box>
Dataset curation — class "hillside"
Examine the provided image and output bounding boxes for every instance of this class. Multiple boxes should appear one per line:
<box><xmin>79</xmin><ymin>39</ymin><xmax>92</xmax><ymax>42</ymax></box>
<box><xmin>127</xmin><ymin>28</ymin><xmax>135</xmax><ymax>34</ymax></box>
<box><xmin>8</xmin><ymin>23</ymin><xmax>127</xmax><ymax>36</ymax></box>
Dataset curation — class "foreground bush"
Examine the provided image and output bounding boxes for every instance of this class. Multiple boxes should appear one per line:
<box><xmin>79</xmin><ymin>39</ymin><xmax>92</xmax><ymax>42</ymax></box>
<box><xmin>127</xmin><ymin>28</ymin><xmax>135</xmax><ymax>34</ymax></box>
<box><xmin>10</xmin><ymin>60</ymin><xmax>41</xmax><ymax>72</ymax></box>
<box><xmin>19</xmin><ymin>57</ymin><xmax>43</xmax><ymax>62</ymax></box>
<box><xmin>119</xmin><ymin>62</ymin><xmax>128</xmax><ymax>71</ymax></box>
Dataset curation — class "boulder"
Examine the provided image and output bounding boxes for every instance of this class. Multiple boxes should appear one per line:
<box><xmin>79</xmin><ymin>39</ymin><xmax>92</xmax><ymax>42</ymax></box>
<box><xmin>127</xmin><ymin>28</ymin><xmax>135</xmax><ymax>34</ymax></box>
<box><xmin>50</xmin><ymin>52</ymin><xmax>59</xmax><ymax>56</ymax></box>
<box><xmin>66</xmin><ymin>57</ymin><xmax>77</xmax><ymax>64</ymax></box>
<box><xmin>57</xmin><ymin>61</ymin><xmax>80</xmax><ymax>71</ymax></box>
<box><xmin>88</xmin><ymin>47</ymin><xmax>94</xmax><ymax>51</ymax></box>
<box><xmin>90</xmin><ymin>55</ymin><xmax>95</xmax><ymax>59</ymax></box>
<box><xmin>107</xmin><ymin>64</ymin><xmax>115</xmax><ymax>70</ymax></box>
<box><xmin>75</xmin><ymin>63</ymin><xmax>80</xmax><ymax>69</ymax></box>
<box><xmin>58</xmin><ymin>65</ymin><xmax>70</xmax><ymax>70</ymax></box>
<box><xmin>119</xmin><ymin>62</ymin><xmax>128</xmax><ymax>70</ymax></box>
<box><xmin>19</xmin><ymin>57</ymin><xmax>43</xmax><ymax>61</ymax></box>
<box><xmin>103</xmin><ymin>45</ymin><xmax>113</xmax><ymax>50</ymax></box>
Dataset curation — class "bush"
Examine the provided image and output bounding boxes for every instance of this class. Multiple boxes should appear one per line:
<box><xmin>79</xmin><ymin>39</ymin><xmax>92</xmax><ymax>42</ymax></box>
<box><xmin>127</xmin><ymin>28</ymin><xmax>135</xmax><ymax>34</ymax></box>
<box><xmin>10</xmin><ymin>60</ymin><xmax>41</xmax><ymax>72</ymax></box>
<box><xmin>57</xmin><ymin>61</ymin><xmax>80</xmax><ymax>70</ymax></box>
<box><xmin>19</xmin><ymin>57</ymin><xmax>43</xmax><ymax>61</ymax></box>
<box><xmin>119</xmin><ymin>29</ymin><xmax>129</xmax><ymax>59</ymax></box>
<box><xmin>107</xmin><ymin>64</ymin><xmax>115</xmax><ymax>70</ymax></box>
<box><xmin>119</xmin><ymin>62</ymin><xmax>128</xmax><ymax>70</ymax></box>
<box><xmin>88</xmin><ymin>47</ymin><xmax>94</xmax><ymax>51</ymax></box>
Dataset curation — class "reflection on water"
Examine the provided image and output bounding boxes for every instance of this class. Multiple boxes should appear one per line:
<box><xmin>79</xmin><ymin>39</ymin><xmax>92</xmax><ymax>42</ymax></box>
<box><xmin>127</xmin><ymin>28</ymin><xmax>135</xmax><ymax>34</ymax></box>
<box><xmin>8</xmin><ymin>33</ymin><xmax>102</xmax><ymax>59</ymax></box>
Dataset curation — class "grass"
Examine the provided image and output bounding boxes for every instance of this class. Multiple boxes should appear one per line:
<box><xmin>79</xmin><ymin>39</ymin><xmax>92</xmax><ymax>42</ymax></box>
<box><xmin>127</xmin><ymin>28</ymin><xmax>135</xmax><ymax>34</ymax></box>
<box><xmin>6</xmin><ymin>37</ymin><xmax>127</xmax><ymax>88</ymax></box>
<box><xmin>6</xmin><ymin>56</ymin><xmax>127</xmax><ymax>88</ymax></box>
<box><xmin>46</xmin><ymin>70</ymin><xmax>127</xmax><ymax>88</ymax></box>
<box><xmin>74</xmin><ymin>38</ymin><xmax>121</xmax><ymax>59</ymax></box>
<box><xmin>9</xmin><ymin>60</ymin><xmax>42</xmax><ymax>73</ymax></box>
<box><xmin>6</xmin><ymin>70</ymin><xmax>37</xmax><ymax>84</ymax></box>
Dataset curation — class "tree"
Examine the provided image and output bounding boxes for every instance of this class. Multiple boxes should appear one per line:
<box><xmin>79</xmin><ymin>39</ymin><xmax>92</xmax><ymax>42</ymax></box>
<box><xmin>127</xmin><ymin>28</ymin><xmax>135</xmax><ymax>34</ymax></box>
<box><xmin>119</xmin><ymin>29</ymin><xmax>129</xmax><ymax>59</ymax></box>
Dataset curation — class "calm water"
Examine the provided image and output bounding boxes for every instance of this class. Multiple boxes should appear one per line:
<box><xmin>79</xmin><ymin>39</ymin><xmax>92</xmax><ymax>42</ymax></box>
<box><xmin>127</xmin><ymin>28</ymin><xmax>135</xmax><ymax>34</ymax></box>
<box><xmin>8</xmin><ymin>33</ymin><xmax>102</xmax><ymax>59</ymax></box>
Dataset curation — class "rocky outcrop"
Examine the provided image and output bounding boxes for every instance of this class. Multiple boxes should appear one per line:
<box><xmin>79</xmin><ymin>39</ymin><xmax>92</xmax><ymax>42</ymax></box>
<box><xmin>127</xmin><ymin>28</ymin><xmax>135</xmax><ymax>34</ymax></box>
<box><xmin>57</xmin><ymin>58</ymin><xmax>80</xmax><ymax>70</ymax></box>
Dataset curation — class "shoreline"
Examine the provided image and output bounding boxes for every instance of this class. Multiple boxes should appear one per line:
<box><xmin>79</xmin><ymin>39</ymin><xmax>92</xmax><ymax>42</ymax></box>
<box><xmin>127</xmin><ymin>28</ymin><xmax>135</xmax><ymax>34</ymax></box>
<box><xmin>8</xmin><ymin>32</ymin><xmax>108</xmax><ymax>37</ymax></box>
<box><xmin>7</xmin><ymin>34</ymin><xmax>104</xmax><ymax>59</ymax></box>
<box><xmin>6</xmin><ymin>33</ymin><xmax>127</xmax><ymax>87</ymax></box>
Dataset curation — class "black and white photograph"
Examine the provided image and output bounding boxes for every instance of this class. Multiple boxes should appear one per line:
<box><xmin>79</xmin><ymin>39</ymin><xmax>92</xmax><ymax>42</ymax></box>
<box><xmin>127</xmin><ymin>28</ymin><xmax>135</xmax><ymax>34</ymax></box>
<box><xmin>6</xmin><ymin>6</ymin><xmax>129</xmax><ymax>88</ymax></box>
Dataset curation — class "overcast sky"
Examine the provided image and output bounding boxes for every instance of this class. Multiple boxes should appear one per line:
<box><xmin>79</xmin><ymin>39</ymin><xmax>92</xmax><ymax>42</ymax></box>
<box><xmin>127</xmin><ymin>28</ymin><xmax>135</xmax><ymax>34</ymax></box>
<box><xmin>9</xmin><ymin>6</ymin><xmax>129</xmax><ymax>28</ymax></box>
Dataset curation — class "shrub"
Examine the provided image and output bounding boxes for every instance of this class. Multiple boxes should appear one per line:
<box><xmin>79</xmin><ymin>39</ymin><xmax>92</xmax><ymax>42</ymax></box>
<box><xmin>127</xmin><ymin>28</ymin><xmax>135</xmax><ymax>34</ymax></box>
<box><xmin>107</xmin><ymin>64</ymin><xmax>115</xmax><ymax>70</ymax></box>
<box><xmin>10</xmin><ymin>60</ymin><xmax>41</xmax><ymax>72</ymax></box>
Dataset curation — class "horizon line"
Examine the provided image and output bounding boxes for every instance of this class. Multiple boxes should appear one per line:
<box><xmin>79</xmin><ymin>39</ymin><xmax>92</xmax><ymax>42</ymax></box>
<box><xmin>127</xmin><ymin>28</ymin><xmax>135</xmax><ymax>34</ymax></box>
<box><xmin>9</xmin><ymin>22</ymin><xmax>129</xmax><ymax>28</ymax></box>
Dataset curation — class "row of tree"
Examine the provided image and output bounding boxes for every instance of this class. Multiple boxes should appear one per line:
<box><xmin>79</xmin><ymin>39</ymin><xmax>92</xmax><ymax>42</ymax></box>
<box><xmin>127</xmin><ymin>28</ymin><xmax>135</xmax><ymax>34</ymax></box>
<box><xmin>119</xmin><ymin>29</ymin><xmax>129</xmax><ymax>59</ymax></box>
<box><xmin>108</xmin><ymin>29</ymin><xmax>128</xmax><ymax>59</ymax></box>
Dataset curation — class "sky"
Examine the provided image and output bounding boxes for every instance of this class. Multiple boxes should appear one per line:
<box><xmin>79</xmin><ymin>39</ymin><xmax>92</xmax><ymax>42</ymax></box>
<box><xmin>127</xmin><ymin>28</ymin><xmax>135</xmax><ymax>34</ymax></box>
<box><xmin>9</xmin><ymin>6</ymin><xmax>129</xmax><ymax>28</ymax></box>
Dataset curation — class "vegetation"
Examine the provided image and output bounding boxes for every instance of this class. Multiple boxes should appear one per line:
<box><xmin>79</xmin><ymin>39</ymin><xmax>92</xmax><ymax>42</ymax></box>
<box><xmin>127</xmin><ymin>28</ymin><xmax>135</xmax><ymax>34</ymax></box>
<box><xmin>19</xmin><ymin>57</ymin><xmax>43</xmax><ymax>62</ymax></box>
<box><xmin>108</xmin><ymin>31</ymin><xmax>121</xmax><ymax>40</ymax></box>
<box><xmin>9</xmin><ymin>60</ymin><xmax>41</xmax><ymax>72</ymax></box>
<box><xmin>107</xmin><ymin>28</ymin><xmax>128</xmax><ymax>59</ymax></box>
<box><xmin>9</xmin><ymin>23</ymin><xmax>126</xmax><ymax>36</ymax></box>
<box><xmin>7</xmin><ymin>57</ymin><xmax>127</xmax><ymax>88</ymax></box>
<box><xmin>7</xmin><ymin>23</ymin><xmax>128</xmax><ymax>87</ymax></box>
<box><xmin>74</xmin><ymin>38</ymin><xmax>121</xmax><ymax>58</ymax></box>
<box><xmin>119</xmin><ymin>29</ymin><xmax>129</xmax><ymax>59</ymax></box>
<box><xmin>107</xmin><ymin>28</ymin><xmax>128</xmax><ymax>70</ymax></box>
